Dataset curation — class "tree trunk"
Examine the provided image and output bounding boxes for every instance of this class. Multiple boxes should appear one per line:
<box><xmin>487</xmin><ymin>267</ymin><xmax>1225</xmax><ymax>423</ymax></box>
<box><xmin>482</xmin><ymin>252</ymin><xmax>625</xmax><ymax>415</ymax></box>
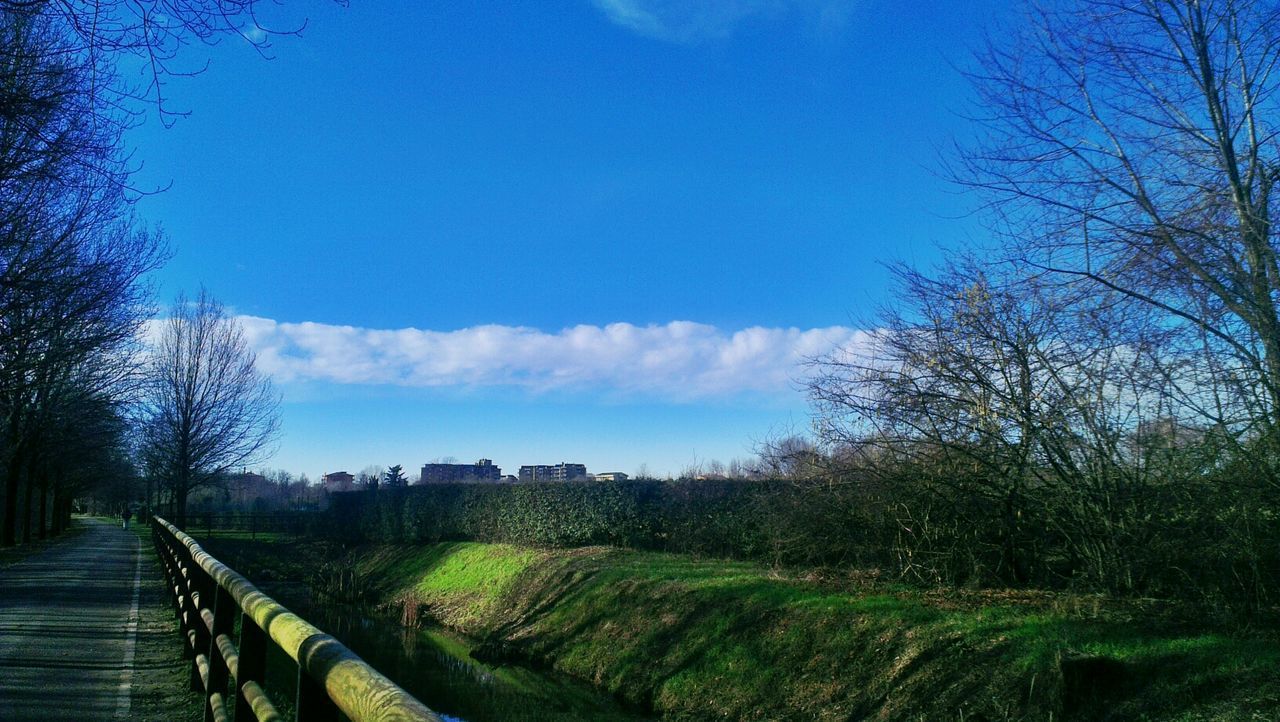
<box><xmin>37</xmin><ymin>472</ymin><xmax>47</xmax><ymax>540</ymax></box>
<box><xmin>19</xmin><ymin>457</ymin><xmax>32</xmax><ymax>545</ymax></box>
<box><xmin>2</xmin><ymin>410</ymin><xmax>24</xmax><ymax>547</ymax></box>
<box><xmin>175</xmin><ymin>473</ymin><xmax>189</xmax><ymax>530</ymax></box>
<box><xmin>1</xmin><ymin>468</ymin><xmax>15</xmax><ymax>547</ymax></box>
<box><xmin>50</xmin><ymin>488</ymin><xmax>62</xmax><ymax>536</ymax></box>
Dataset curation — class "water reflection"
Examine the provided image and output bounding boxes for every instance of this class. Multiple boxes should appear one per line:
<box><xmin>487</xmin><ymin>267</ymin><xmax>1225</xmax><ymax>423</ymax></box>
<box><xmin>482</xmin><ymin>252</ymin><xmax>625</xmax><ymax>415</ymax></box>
<box><xmin>267</xmin><ymin>586</ymin><xmax>651</xmax><ymax>722</ymax></box>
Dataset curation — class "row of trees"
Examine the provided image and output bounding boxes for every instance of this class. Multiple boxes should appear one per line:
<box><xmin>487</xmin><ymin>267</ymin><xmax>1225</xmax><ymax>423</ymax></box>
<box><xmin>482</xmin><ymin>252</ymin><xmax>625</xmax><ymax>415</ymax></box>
<box><xmin>0</xmin><ymin>2</ymin><xmax>287</xmax><ymax>544</ymax></box>
<box><xmin>0</xmin><ymin>11</ymin><xmax>162</xmax><ymax>544</ymax></box>
<box><xmin>797</xmin><ymin>0</ymin><xmax>1280</xmax><ymax>612</ymax></box>
<box><xmin>184</xmin><ymin>468</ymin><xmax>322</xmax><ymax>513</ymax></box>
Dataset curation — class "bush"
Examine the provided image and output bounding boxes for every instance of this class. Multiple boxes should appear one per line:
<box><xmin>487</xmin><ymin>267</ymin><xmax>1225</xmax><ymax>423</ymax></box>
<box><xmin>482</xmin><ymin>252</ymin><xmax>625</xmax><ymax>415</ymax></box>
<box><xmin>329</xmin><ymin>480</ymin><xmax>781</xmax><ymax>558</ymax></box>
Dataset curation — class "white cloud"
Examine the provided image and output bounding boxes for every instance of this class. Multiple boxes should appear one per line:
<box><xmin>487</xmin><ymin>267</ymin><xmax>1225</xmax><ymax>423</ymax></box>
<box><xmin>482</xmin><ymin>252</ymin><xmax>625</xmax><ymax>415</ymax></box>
<box><xmin>589</xmin><ymin>0</ymin><xmax>853</xmax><ymax>42</ymax></box>
<box><xmin>232</xmin><ymin>317</ymin><xmax>869</xmax><ymax>400</ymax></box>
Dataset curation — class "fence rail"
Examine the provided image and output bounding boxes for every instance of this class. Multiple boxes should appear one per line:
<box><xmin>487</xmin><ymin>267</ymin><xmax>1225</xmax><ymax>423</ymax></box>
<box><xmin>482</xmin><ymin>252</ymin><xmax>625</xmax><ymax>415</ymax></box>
<box><xmin>152</xmin><ymin>516</ymin><xmax>441</xmax><ymax>722</ymax></box>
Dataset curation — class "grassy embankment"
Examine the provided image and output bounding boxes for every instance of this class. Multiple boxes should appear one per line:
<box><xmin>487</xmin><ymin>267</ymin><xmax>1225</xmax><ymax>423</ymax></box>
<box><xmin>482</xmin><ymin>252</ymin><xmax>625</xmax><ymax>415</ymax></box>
<box><xmin>201</xmin><ymin>535</ymin><xmax>1280</xmax><ymax>721</ymax></box>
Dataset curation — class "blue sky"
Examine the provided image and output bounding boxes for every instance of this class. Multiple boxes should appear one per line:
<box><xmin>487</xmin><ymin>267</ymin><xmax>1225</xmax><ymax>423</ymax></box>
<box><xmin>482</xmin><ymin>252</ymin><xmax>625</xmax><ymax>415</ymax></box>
<box><xmin>128</xmin><ymin>0</ymin><xmax>1009</xmax><ymax>479</ymax></box>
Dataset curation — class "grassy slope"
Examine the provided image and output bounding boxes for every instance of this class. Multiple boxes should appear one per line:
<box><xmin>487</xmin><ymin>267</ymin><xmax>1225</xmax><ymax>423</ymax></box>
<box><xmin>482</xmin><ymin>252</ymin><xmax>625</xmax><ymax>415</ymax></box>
<box><xmin>202</xmin><ymin>537</ymin><xmax>1280</xmax><ymax>721</ymax></box>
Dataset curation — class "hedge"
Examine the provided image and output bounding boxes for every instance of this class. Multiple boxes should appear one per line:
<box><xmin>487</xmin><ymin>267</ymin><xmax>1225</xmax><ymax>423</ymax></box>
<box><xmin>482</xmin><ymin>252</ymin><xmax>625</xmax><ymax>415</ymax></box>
<box><xmin>320</xmin><ymin>477</ymin><xmax>1280</xmax><ymax>618</ymax></box>
<box><xmin>326</xmin><ymin>479</ymin><xmax>789</xmax><ymax>559</ymax></box>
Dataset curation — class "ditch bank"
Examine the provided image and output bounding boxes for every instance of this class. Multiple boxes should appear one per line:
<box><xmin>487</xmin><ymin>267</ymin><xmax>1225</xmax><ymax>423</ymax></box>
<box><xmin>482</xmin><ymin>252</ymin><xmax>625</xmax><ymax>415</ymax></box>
<box><xmin>202</xmin><ymin>536</ymin><xmax>1280</xmax><ymax>720</ymax></box>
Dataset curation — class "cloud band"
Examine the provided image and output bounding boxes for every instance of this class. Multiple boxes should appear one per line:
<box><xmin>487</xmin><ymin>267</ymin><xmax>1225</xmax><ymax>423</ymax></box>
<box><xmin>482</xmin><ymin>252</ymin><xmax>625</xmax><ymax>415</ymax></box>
<box><xmin>231</xmin><ymin>317</ymin><xmax>865</xmax><ymax>399</ymax></box>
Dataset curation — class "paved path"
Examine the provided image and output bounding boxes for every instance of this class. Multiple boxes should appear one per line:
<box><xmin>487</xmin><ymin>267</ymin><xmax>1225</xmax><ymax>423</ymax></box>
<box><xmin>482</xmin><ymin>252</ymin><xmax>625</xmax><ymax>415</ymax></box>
<box><xmin>0</xmin><ymin>517</ymin><xmax>142</xmax><ymax>720</ymax></box>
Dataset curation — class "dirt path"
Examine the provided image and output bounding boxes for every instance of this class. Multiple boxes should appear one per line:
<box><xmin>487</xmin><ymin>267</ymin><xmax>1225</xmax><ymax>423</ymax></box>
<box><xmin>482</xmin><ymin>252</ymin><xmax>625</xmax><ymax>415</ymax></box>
<box><xmin>0</xmin><ymin>517</ymin><xmax>141</xmax><ymax>720</ymax></box>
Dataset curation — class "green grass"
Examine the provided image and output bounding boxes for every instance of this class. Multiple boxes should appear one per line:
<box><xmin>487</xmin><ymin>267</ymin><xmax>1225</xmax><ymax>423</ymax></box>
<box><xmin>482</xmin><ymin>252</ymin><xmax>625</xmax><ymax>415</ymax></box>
<box><xmin>394</xmin><ymin>544</ymin><xmax>1279</xmax><ymax>720</ymax></box>
<box><xmin>197</xmin><ymin>537</ymin><xmax>1280</xmax><ymax>720</ymax></box>
<box><xmin>408</xmin><ymin>543</ymin><xmax>545</xmax><ymax>625</ymax></box>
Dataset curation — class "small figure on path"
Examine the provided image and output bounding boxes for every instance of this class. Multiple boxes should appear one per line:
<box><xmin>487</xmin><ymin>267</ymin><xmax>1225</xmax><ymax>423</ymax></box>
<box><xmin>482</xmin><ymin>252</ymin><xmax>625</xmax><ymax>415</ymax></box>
<box><xmin>122</xmin><ymin>506</ymin><xmax>132</xmax><ymax>530</ymax></box>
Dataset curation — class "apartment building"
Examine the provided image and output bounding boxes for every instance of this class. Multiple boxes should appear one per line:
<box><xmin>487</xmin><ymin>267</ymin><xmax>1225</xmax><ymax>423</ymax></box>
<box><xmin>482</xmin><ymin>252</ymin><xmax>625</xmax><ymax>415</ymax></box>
<box><xmin>518</xmin><ymin>462</ymin><xmax>588</xmax><ymax>482</ymax></box>
<box><xmin>419</xmin><ymin>458</ymin><xmax>503</xmax><ymax>483</ymax></box>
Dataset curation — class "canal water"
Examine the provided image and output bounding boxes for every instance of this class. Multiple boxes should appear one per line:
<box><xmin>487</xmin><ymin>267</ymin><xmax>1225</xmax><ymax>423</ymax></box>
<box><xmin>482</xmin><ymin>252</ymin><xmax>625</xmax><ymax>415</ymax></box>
<box><xmin>264</xmin><ymin>585</ymin><xmax>652</xmax><ymax>722</ymax></box>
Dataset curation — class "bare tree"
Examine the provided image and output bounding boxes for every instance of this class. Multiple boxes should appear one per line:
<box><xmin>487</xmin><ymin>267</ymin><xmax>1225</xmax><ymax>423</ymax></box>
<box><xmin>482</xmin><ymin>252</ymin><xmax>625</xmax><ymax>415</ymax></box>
<box><xmin>791</xmin><ymin>0</ymin><xmax>1280</xmax><ymax>601</ymax></box>
<box><xmin>756</xmin><ymin>435</ymin><xmax>825</xmax><ymax>480</ymax></box>
<box><xmin>357</xmin><ymin>464</ymin><xmax>382</xmax><ymax>490</ymax></box>
<box><xmin>141</xmin><ymin>289</ymin><xmax>279</xmax><ymax>528</ymax></box>
<box><xmin>0</xmin><ymin>0</ymin><xmax>342</xmax><ymax>125</ymax></box>
<box><xmin>956</xmin><ymin>0</ymin><xmax>1280</xmax><ymax>467</ymax></box>
<box><xmin>807</xmin><ymin>253</ymin><xmax>1195</xmax><ymax>589</ymax></box>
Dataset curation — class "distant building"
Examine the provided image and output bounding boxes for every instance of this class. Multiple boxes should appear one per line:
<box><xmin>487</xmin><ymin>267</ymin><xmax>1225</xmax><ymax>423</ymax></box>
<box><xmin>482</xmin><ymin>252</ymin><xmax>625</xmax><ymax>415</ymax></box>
<box><xmin>321</xmin><ymin>471</ymin><xmax>355</xmax><ymax>492</ymax></box>
<box><xmin>594</xmin><ymin>472</ymin><xmax>628</xmax><ymax>482</ymax></box>
<box><xmin>518</xmin><ymin>462</ymin><xmax>588</xmax><ymax>482</ymax></box>
<box><xmin>519</xmin><ymin>465</ymin><xmax>549</xmax><ymax>482</ymax></box>
<box><xmin>420</xmin><ymin>458</ymin><xmax>503</xmax><ymax>483</ymax></box>
<box><xmin>227</xmin><ymin>471</ymin><xmax>269</xmax><ymax>488</ymax></box>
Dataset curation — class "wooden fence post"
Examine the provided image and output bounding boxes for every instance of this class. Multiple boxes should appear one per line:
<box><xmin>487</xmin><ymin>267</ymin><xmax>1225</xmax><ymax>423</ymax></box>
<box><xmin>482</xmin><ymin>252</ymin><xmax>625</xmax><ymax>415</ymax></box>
<box><xmin>203</xmin><ymin>585</ymin><xmax>235</xmax><ymax>722</ymax></box>
<box><xmin>234</xmin><ymin>611</ymin><xmax>267</xmax><ymax>722</ymax></box>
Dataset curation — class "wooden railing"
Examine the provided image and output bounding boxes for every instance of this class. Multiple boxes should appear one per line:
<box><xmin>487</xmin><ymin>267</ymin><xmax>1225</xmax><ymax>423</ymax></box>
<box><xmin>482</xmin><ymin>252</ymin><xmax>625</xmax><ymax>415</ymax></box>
<box><xmin>151</xmin><ymin>516</ymin><xmax>441</xmax><ymax>722</ymax></box>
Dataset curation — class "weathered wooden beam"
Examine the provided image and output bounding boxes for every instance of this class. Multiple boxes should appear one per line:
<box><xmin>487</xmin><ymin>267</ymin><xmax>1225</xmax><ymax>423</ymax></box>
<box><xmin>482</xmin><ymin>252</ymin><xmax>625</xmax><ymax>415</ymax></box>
<box><xmin>154</xmin><ymin>517</ymin><xmax>442</xmax><ymax>722</ymax></box>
